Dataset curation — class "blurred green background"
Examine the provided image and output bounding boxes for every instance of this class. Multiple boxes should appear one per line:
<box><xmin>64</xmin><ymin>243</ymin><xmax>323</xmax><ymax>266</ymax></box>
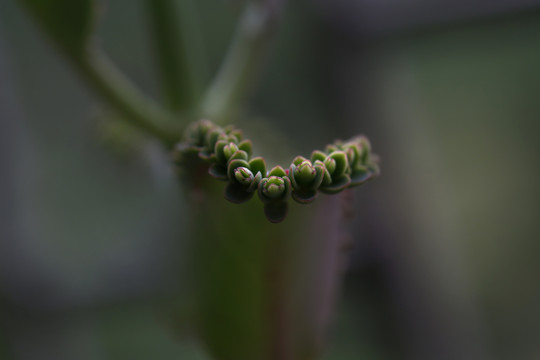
<box><xmin>1</xmin><ymin>0</ymin><xmax>540</xmax><ymax>359</ymax></box>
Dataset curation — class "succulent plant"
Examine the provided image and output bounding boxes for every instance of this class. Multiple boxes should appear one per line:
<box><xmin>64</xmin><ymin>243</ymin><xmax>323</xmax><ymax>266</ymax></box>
<box><xmin>288</xmin><ymin>157</ymin><xmax>325</xmax><ymax>204</ymax></box>
<box><xmin>327</xmin><ymin>136</ymin><xmax>379</xmax><ymax>187</ymax></box>
<box><xmin>316</xmin><ymin>150</ymin><xmax>352</xmax><ymax>194</ymax></box>
<box><xmin>173</xmin><ymin>119</ymin><xmax>380</xmax><ymax>223</ymax></box>
<box><xmin>257</xmin><ymin>170</ymin><xmax>292</xmax><ymax>223</ymax></box>
<box><xmin>224</xmin><ymin>158</ymin><xmax>263</xmax><ymax>203</ymax></box>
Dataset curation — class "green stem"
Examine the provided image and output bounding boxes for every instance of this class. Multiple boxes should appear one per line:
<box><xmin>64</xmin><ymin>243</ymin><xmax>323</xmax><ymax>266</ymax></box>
<box><xmin>200</xmin><ymin>0</ymin><xmax>286</xmax><ymax>124</ymax></box>
<box><xmin>77</xmin><ymin>48</ymin><xmax>182</xmax><ymax>147</ymax></box>
<box><xmin>145</xmin><ymin>0</ymin><xmax>195</xmax><ymax>113</ymax></box>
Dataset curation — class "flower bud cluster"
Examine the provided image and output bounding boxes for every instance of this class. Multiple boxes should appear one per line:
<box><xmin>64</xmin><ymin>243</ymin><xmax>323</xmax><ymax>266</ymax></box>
<box><xmin>173</xmin><ymin>120</ymin><xmax>379</xmax><ymax>223</ymax></box>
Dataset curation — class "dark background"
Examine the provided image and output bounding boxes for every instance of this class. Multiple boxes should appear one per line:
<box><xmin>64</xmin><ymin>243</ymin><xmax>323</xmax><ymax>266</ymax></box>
<box><xmin>2</xmin><ymin>0</ymin><xmax>540</xmax><ymax>359</ymax></box>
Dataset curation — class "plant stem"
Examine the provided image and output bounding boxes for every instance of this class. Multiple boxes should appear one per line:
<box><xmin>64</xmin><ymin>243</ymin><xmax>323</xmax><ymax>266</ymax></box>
<box><xmin>145</xmin><ymin>0</ymin><xmax>195</xmax><ymax>113</ymax></box>
<box><xmin>77</xmin><ymin>48</ymin><xmax>182</xmax><ymax>147</ymax></box>
<box><xmin>200</xmin><ymin>0</ymin><xmax>286</xmax><ymax>124</ymax></box>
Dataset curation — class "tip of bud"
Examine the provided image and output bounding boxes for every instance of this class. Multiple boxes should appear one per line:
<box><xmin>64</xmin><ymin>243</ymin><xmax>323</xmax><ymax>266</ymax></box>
<box><xmin>298</xmin><ymin>160</ymin><xmax>316</xmax><ymax>176</ymax></box>
<box><xmin>263</xmin><ymin>176</ymin><xmax>286</xmax><ymax>199</ymax></box>
<box><xmin>324</xmin><ymin>157</ymin><xmax>336</xmax><ymax>174</ymax></box>
<box><xmin>223</xmin><ymin>142</ymin><xmax>239</xmax><ymax>159</ymax></box>
<box><xmin>293</xmin><ymin>160</ymin><xmax>317</xmax><ymax>186</ymax></box>
<box><xmin>234</xmin><ymin>166</ymin><xmax>254</xmax><ymax>185</ymax></box>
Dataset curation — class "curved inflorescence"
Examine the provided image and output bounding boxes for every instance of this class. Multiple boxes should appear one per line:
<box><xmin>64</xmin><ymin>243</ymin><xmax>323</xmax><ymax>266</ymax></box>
<box><xmin>173</xmin><ymin>119</ymin><xmax>380</xmax><ymax>223</ymax></box>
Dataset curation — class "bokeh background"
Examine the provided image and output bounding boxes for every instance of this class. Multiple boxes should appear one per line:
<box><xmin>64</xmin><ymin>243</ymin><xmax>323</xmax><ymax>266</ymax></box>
<box><xmin>2</xmin><ymin>0</ymin><xmax>540</xmax><ymax>359</ymax></box>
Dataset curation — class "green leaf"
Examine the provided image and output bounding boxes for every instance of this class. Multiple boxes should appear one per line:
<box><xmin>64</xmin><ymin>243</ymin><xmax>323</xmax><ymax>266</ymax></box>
<box><xmin>282</xmin><ymin>176</ymin><xmax>292</xmax><ymax>200</ymax></box>
<box><xmin>323</xmin><ymin>157</ymin><xmax>336</xmax><ymax>175</ymax></box>
<box><xmin>227</xmin><ymin>159</ymin><xmax>250</xmax><ymax>182</ymax></box>
<box><xmin>358</xmin><ymin>136</ymin><xmax>372</xmax><ymax>164</ymax></box>
<box><xmin>233</xmin><ymin>167</ymin><xmax>254</xmax><ymax>186</ymax></box>
<box><xmin>325</xmin><ymin>144</ymin><xmax>339</xmax><ymax>153</ymax></box>
<box><xmin>268</xmin><ymin>166</ymin><xmax>287</xmax><ymax>177</ymax></box>
<box><xmin>223</xmin><ymin>142</ymin><xmax>239</xmax><ymax>159</ymax></box>
<box><xmin>214</xmin><ymin>140</ymin><xmax>228</xmax><ymax>165</ymax></box>
<box><xmin>311</xmin><ymin>150</ymin><xmax>326</xmax><ymax>163</ymax></box>
<box><xmin>344</xmin><ymin>144</ymin><xmax>360</xmax><ymax>166</ymax></box>
<box><xmin>227</xmin><ymin>150</ymin><xmax>249</xmax><ymax>163</ymax></box>
<box><xmin>238</xmin><ymin>140</ymin><xmax>253</xmax><ymax>157</ymax></box>
<box><xmin>248</xmin><ymin>157</ymin><xmax>266</xmax><ymax>177</ymax></box>
<box><xmin>205</xmin><ymin>128</ymin><xmax>223</xmax><ymax>152</ymax></box>
<box><xmin>247</xmin><ymin>172</ymin><xmax>263</xmax><ymax>192</ymax></box>
<box><xmin>328</xmin><ymin>151</ymin><xmax>349</xmax><ymax>177</ymax></box>
<box><xmin>321</xmin><ymin>164</ymin><xmax>332</xmax><ymax>186</ymax></box>
<box><xmin>309</xmin><ymin>163</ymin><xmax>326</xmax><ymax>190</ymax></box>
<box><xmin>20</xmin><ymin>0</ymin><xmax>96</xmax><ymax>57</ymax></box>
<box><xmin>288</xmin><ymin>164</ymin><xmax>298</xmax><ymax>189</ymax></box>
<box><xmin>228</xmin><ymin>129</ymin><xmax>243</xmax><ymax>142</ymax></box>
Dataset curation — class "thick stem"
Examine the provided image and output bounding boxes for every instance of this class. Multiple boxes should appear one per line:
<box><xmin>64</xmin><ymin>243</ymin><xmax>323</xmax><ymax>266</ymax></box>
<box><xmin>145</xmin><ymin>0</ymin><xmax>195</xmax><ymax>113</ymax></box>
<box><xmin>77</xmin><ymin>48</ymin><xmax>182</xmax><ymax>147</ymax></box>
<box><xmin>267</xmin><ymin>235</ymin><xmax>293</xmax><ymax>360</ymax></box>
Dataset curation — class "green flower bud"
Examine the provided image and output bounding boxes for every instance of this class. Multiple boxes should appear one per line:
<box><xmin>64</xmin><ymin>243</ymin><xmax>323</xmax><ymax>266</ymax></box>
<box><xmin>248</xmin><ymin>171</ymin><xmax>263</xmax><ymax>192</ymax></box>
<box><xmin>223</xmin><ymin>142</ymin><xmax>239</xmax><ymax>159</ymax></box>
<box><xmin>227</xmin><ymin>159</ymin><xmax>250</xmax><ymax>183</ymax></box>
<box><xmin>328</xmin><ymin>151</ymin><xmax>349</xmax><ymax>177</ymax></box>
<box><xmin>345</xmin><ymin>145</ymin><xmax>359</xmax><ymax>166</ymax></box>
<box><xmin>264</xmin><ymin>177</ymin><xmax>286</xmax><ymax>199</ymax></box>
<box><xmin>214</xmin><ymin>140</ymin><xmax>228</xmax><ymax>165</ymax></box>
<box><xmin>258</xmin><ymin>176</ymin><xmax>291</xmax><ymax>223</ymax></box>
<box><xmin>324</xmin><ymin>157</ymin><xmax>336</xmax><ymax>174</ymax></box>
<box><xmin>353</xmin><ymin>137</ymin><xmax>374</xmax><ymax>165</ymax></box>
<box><xmin>318</xmin><ymin>151</ymin><xmax>351</xmax><ymax>194</ymax></box>
<box><xmin>295</xmin><ymin>160</ymin><xmax>316</xmax><ymax>184</ymax></box>
<box><xmin>258</xmin><ymin>176</ymin><xmax>291</xmax><ymax>203</ymax></box>
<box><xmin>224</xmin><ymin>163</ymin><xmax>260</xmax><ymax>204</ymax></box>
<box><xmin>326</xmin><ymin>144</ymin><xmax>339</xmax><ymax>153</ymax></box>
<box><xmin>288</xmin><ymin>159</ymin><xmax>325</xmax><ymax>204</ymax></box>
<box><xmin>184</xmin><ymin>119</ymin><xmax>214</xmax><ymax>147</ymax></box>
<box><xmin>227</xmin><ymin>150</ymin><xmax>249</xmax><ymax>164</ymax></box>
<box><xmin>292</xmin><ymin>156</ymin><xmax>308</xmax><ymax>166</ymax></box>
<box><xmin>227</xmin><ymin>129</ymin><xmax>243</xmax><ymax>142</ymax></box>
<box><xmin>234</xmin><ymin>167</ymin><xmax>254</xmax><ymax>186</ymax></box>
<box><xmin>198</xmin><ymin>119</ymin><xmax>214</xmax><ymax>132</ymax></box>
<box><xmin>204</xmin><ymin>127</ymin><xmax>223</xmax><ymax>152</ymax></box>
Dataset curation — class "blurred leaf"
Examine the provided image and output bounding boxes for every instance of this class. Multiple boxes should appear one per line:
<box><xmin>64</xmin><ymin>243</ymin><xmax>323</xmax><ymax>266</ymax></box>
<box><xmin>19</xmin><ymin>0</ymin><xmax>96</xmax><ymax>57</ymax></box>
<box><xmin>225</xmin><ymin>182</ymin><xmax>254</xmax><ymax>204</ymax></box>
<box><xmin>263</xmin><ymin>201</ymin><xmax>288</xmax><ymax>223</ymax></box>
